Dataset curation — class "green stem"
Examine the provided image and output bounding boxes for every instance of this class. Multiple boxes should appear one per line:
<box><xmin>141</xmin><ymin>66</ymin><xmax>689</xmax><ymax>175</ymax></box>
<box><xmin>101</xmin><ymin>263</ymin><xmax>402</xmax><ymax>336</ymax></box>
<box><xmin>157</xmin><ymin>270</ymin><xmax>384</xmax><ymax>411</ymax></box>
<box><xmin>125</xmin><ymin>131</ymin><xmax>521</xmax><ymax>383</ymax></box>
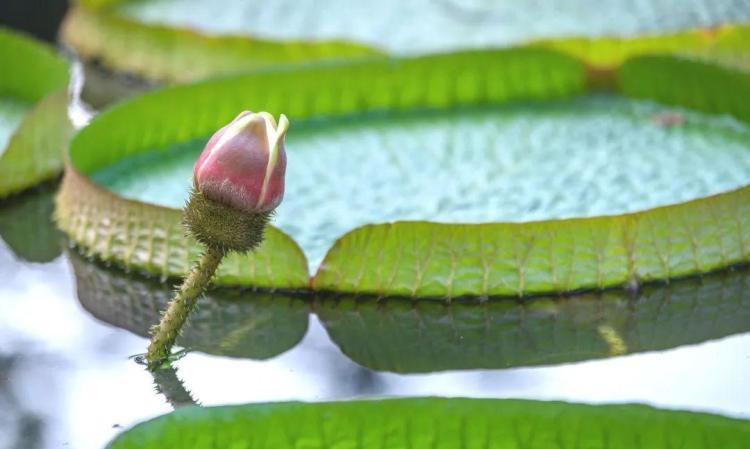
<box><xmin>146</xmin><ymin>245</ymin><xmax>225</xmax><ymax>370</ymax></box>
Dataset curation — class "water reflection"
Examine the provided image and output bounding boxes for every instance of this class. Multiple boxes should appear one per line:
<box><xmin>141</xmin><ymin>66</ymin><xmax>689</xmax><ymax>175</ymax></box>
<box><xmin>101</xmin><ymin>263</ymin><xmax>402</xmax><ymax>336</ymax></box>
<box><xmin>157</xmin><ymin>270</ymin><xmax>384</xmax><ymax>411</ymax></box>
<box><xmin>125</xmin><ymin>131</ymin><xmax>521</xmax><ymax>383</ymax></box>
<box><xmin>0</xmin><ymin>354</ymin><xmax>45</xmax><ymax>449</ymax></box>
<box><xmin>317</xmin><ymin>271</ymin><xmax>750</xmax><ymax>372</ymax></box>
<box><xmin>0</xmin><ymin>184</ymin><xmax>62</xmax><ymax>263</ymax></box>
<box><xmin>72</xmin><ymin>253</ymin><xmax>309</xmax><ymax>360</ymax></box>
<box><xmin>71</xmin><ymin>249</ymin><xmax>750</xmax><ymax>374</ymax></box>
<box><xmin>3</xmin><ymin>188</ymin><xmax>750</xmax><ymax>449</ymax></box>
<box><xmin>151</xmin><ymin>366</ymin><xmax>198</xmax><ymax>408</ymax></box>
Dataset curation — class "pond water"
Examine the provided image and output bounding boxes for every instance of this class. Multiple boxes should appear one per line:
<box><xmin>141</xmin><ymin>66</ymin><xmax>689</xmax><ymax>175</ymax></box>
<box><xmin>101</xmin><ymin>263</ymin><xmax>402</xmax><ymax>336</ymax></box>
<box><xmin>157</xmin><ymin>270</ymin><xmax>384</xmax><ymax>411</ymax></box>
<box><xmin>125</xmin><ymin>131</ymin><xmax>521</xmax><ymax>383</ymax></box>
<box><xmin>92</xmin><ymin>96</ymin><xmax>750</xmax><ymax>271</ymax></box>
<box><xmin>1</xmin><ymin>186</ymin><xmax>750</xmax><ymax>449</ymax></box>
<box><xmin>119</xmin><ymin>0</ymin><xmax>750</xmax><ymax>54</ymax></box>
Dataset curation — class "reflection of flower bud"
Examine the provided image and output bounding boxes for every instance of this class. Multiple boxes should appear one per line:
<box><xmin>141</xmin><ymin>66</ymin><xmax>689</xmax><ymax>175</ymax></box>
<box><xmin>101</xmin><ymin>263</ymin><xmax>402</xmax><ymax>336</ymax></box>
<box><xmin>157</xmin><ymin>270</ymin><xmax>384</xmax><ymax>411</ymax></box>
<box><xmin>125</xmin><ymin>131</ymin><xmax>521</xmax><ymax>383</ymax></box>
<box><xmin>194</xmin><ymin>111</ymin><xmax>288</xmax><ymax>213</ymax></box>
<box><xmin>185</xmin><ymin>111</ymin><xmax>289</xmax><ymax>253</ymax></box>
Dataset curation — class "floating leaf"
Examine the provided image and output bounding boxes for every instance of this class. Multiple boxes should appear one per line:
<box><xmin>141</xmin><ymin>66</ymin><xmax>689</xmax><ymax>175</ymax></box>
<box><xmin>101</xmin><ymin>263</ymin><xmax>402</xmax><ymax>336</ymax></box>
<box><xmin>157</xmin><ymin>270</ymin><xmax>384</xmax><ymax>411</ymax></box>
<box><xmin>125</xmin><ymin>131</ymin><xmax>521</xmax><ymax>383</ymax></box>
<box><xmin>0</xmin><ymin>28</ymin><xmax>71</xmax><ymax>198</ymax></box>
<box><xmin>106</xmin><ymin>398</ymin><xmax>750</xmax><ymax>449</ymax></box>
<box><xmin>57</xmin><ymin>48</ymin><xmax>582</xmax><ymax>293</ymax></box>
<box><xmin>619</xmin><ymin>54</ymin><xmax>750</xmax><ymax>121</ymax></box>
<box><xmin>61</xmin><ymin>3</ymin><xmax>380</xmax><ymax>85</ymax></box>
<box><xmin>312</xmin><ymin>56</ymin><xmax>750</xmax><ymax>297</ymax></box>
<box><xmin>535</xmin><ymin>23</ymin><xmax>750</xmax><ymax>70</ymax></box>
<box><xmin>56</xmin><ymin>46</ymin><xmax>750</xmax><ymax>296</ymax></box>
<box><xmin>56</xmin><ymin>167</ymin><xmax>310</xmax><ymax>289</ymax></box>
<box><xmin>64</xmin><ymin>0</ymin><xmax>750</xmax><ymax>85</ymax></box>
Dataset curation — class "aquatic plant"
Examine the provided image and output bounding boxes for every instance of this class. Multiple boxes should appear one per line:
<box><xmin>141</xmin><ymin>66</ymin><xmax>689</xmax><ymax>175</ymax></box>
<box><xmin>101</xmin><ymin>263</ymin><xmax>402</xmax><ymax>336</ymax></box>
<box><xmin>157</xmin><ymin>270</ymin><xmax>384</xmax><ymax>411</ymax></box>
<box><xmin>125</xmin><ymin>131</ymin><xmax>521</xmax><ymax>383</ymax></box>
<box><xmin>145</xmin><ymin>111</ymin><xmax>289</xmax><ymax>369</ymax></box>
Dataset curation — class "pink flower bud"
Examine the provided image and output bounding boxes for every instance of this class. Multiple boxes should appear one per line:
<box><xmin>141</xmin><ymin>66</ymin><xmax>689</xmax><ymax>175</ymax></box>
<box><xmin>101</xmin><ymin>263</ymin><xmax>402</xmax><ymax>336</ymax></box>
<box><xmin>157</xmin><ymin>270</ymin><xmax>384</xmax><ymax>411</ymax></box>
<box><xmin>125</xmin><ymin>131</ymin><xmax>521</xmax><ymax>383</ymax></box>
<box><xmin>193</xmin><ymin>111</ymin><xmax>288</xmax><ymax>213</ymax></box>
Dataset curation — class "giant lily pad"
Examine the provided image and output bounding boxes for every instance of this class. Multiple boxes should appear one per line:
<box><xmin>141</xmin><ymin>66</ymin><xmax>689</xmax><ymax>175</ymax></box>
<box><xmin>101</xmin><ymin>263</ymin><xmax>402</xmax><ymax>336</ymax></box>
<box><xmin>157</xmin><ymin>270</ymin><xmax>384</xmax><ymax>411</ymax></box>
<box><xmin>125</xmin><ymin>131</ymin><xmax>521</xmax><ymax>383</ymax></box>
<box><xmin>0</xmin><ymin>28</ymin><xmax>72</xmax><ymax>198</ymax></box>
<box><xmin>60</xmin><ymin>1</ymin><xmax>379</xmax><ymax>106</ymax></box>
<box><xmin>56</xmin><ymin>44</ymin><xmax>750</xmax><ymax>297</ymax></box>
<box><xmin>107</xmin><ymin>398</ymin><xmax>750</xmax><ymax>448</ymax></box>
<box><xmin>61</xmin><ymin>0</ymin><xmax>750</xmax><ymax>105</ymax></box>
<box><xmin>56</xmin><ymin>166</ymin><xmax>310</xmax><ymax>289</ymax></box>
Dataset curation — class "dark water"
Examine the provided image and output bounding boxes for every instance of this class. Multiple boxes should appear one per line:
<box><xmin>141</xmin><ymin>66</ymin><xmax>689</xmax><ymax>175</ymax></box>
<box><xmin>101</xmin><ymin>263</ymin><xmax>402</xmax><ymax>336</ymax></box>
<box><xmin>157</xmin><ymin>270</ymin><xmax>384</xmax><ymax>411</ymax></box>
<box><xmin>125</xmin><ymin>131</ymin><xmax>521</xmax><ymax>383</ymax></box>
<box><xmin>1</xmin><ymin>186</ymin><xmax>749</xmax><ymax>449</ymax></box>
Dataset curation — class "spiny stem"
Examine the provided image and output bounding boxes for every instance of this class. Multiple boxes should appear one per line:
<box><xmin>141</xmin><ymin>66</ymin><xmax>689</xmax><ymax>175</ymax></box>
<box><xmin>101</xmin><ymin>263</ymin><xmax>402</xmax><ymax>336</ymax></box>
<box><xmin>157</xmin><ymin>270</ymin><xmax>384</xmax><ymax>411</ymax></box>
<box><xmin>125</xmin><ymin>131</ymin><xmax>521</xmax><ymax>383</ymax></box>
<box><xmin>146</xmin><ymin>245</ymin><xmax>225</xmax><ymax>370</ymax></box>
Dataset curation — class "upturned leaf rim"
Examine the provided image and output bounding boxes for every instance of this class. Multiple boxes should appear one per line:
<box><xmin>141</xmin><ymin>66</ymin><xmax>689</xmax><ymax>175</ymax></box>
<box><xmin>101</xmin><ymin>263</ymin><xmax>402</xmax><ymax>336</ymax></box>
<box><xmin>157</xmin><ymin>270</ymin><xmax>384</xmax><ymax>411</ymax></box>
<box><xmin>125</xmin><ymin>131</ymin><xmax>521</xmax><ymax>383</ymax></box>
<box><xmin>63</xmin><ymin>0</ymin><xmax>750</xmax><ymax>83</ymax></box>
<box><xmin>56</xmin><ymin>45</ymin><xmax>750</xmax><ymax>297</ymax></box>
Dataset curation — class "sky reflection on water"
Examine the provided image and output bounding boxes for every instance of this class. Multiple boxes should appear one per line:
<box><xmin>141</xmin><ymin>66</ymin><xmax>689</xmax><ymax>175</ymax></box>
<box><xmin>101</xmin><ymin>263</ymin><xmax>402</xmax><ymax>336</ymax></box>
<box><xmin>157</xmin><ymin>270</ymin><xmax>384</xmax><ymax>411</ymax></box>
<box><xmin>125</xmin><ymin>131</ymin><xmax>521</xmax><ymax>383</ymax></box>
<box><xmin>1</xmin><ymin>226</ymin><xmax>750</xmax><ymax>449</ymax></box>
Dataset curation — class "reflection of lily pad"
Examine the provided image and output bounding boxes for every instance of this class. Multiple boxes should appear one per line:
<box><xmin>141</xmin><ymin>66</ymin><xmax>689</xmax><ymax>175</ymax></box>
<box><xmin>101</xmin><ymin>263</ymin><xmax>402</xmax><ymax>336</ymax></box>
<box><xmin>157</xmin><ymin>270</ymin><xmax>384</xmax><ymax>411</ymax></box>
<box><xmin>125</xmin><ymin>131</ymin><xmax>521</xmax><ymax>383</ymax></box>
<box><xmin>107</xmin><ymin>398</ymin><xmax>750</xmax><ymax>448</ymax></box>
<box><xmin>0</xmin><ymin>185</ymin><xmax>61</xmax><ymax>263</ymax></box>
<box><xmin>70</xmin><ymin>252</ymin><xmax>309</xmax><ymax>360</ymax></box>
<box><xmin>316</xmin><ymin>268</ymin><xmax>750</xmax><ymax>373</ymax></box>
<box><xmin>0</xmin><ymin>28</ymin><xmax>71</xmax><ymax>198</ymax></box>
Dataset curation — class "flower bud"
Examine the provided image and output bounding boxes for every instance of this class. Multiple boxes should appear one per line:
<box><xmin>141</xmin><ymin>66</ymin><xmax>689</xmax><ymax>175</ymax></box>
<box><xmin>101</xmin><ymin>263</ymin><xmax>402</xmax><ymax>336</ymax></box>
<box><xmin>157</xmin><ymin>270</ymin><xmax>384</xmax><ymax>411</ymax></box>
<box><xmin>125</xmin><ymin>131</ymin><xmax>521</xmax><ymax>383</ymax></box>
<box><xmin>193</xmin><ymin>111</ymin><xmax>288</xmax><ymax>213</ymax></box>
<box><xmin>184</xmin><ymin>111</ymin><xmax>289</xmax><ymax>253</ymax></box>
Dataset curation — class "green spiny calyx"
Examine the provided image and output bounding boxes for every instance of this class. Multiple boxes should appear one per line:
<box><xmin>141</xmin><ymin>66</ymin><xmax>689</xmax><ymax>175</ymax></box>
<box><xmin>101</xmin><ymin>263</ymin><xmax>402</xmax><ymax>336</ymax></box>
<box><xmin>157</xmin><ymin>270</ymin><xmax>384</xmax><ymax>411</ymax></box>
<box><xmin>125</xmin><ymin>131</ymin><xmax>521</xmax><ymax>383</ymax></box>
<box><xmin>184</xmin><ymin>189</ymin><xmax>270</xmax><ymax>253</ymax></box>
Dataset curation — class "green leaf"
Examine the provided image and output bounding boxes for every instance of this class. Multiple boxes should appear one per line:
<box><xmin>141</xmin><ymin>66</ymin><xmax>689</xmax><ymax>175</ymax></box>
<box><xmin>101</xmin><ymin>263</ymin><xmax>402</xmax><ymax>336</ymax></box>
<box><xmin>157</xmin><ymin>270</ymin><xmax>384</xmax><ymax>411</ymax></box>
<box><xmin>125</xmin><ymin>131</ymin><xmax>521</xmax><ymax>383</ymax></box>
<box><xmin>314</xmin><ymin>188</ymin><xmax>750</xmax><ymax>297</ymax></box>
<box><xmin>58</xmin><ymin>48</ymin><xmax>581</xmax><ymax>290</ymax></box>
<box><xmin>316</xmin><ymin>268</ymin><xmax>750</xmax><ymax>373</ymax></box>
<box><xmin>0</xmin><ymin>28</ymin><xmax>72</xmax><ymax>198</ymax></box>
<box><xmin>534</xmin><ymin>23</ymin><xmax>750</xmax><ymax>69</ymax></box>
<box><xmin>311</xmin><ymin>55</ymin><xmax>750</xmax><ymax>298</ymax></box>
<box><xmin>56</xmin><ymin>46</ymin><xmax>750</xmax><ymax>296</ymax></box>
<box><xmin>60</xmin><ymin>4</ymin><xmax>381</xmax><ymax>85</ymax></box>
<box><xmin>619</xmin><ymin>55</ymin><xmax>750</xmax><ymax>121</ymax></box>
<box><xmin>0</xmin><ymin>90</ymin><xmax>73</xmax><ymax>197</ymax></box>
<box><xmin>70</xmin><ymin>251</ymin><xmax>309</xmax><ymax>359</ymax></box>
<box><xmin>107</xmin><ymin>398</ymin><xmax>750</xmax><ymax>449</ymax></box>
<box><xmin>0</xmin><ymin>28</ymin><xmax>69</xmax><ymax>102</ymax></box>
<box><xmin>94</xmin><ymin>96</ymin><xmax>750</xmax><ymax>285</ymax></box>
<box><xmin>67</xmin><ymin>0</ymin><xmax>750</xmax><ymax>84</ymax></box>
<box><xmin>56</xmin><ymin>166</ymin><xmax>310</xmax><ymax>289</ymax></box>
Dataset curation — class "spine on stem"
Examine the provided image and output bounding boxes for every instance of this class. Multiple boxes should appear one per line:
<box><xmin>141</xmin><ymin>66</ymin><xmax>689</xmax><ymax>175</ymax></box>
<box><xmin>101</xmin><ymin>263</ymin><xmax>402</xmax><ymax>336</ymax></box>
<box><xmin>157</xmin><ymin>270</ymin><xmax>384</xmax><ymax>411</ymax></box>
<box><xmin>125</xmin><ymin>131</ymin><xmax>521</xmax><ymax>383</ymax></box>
<box><xmin>146</xmin><ymin>246</ymin><xmax>225</xmax><ymax>370</ymax></box>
